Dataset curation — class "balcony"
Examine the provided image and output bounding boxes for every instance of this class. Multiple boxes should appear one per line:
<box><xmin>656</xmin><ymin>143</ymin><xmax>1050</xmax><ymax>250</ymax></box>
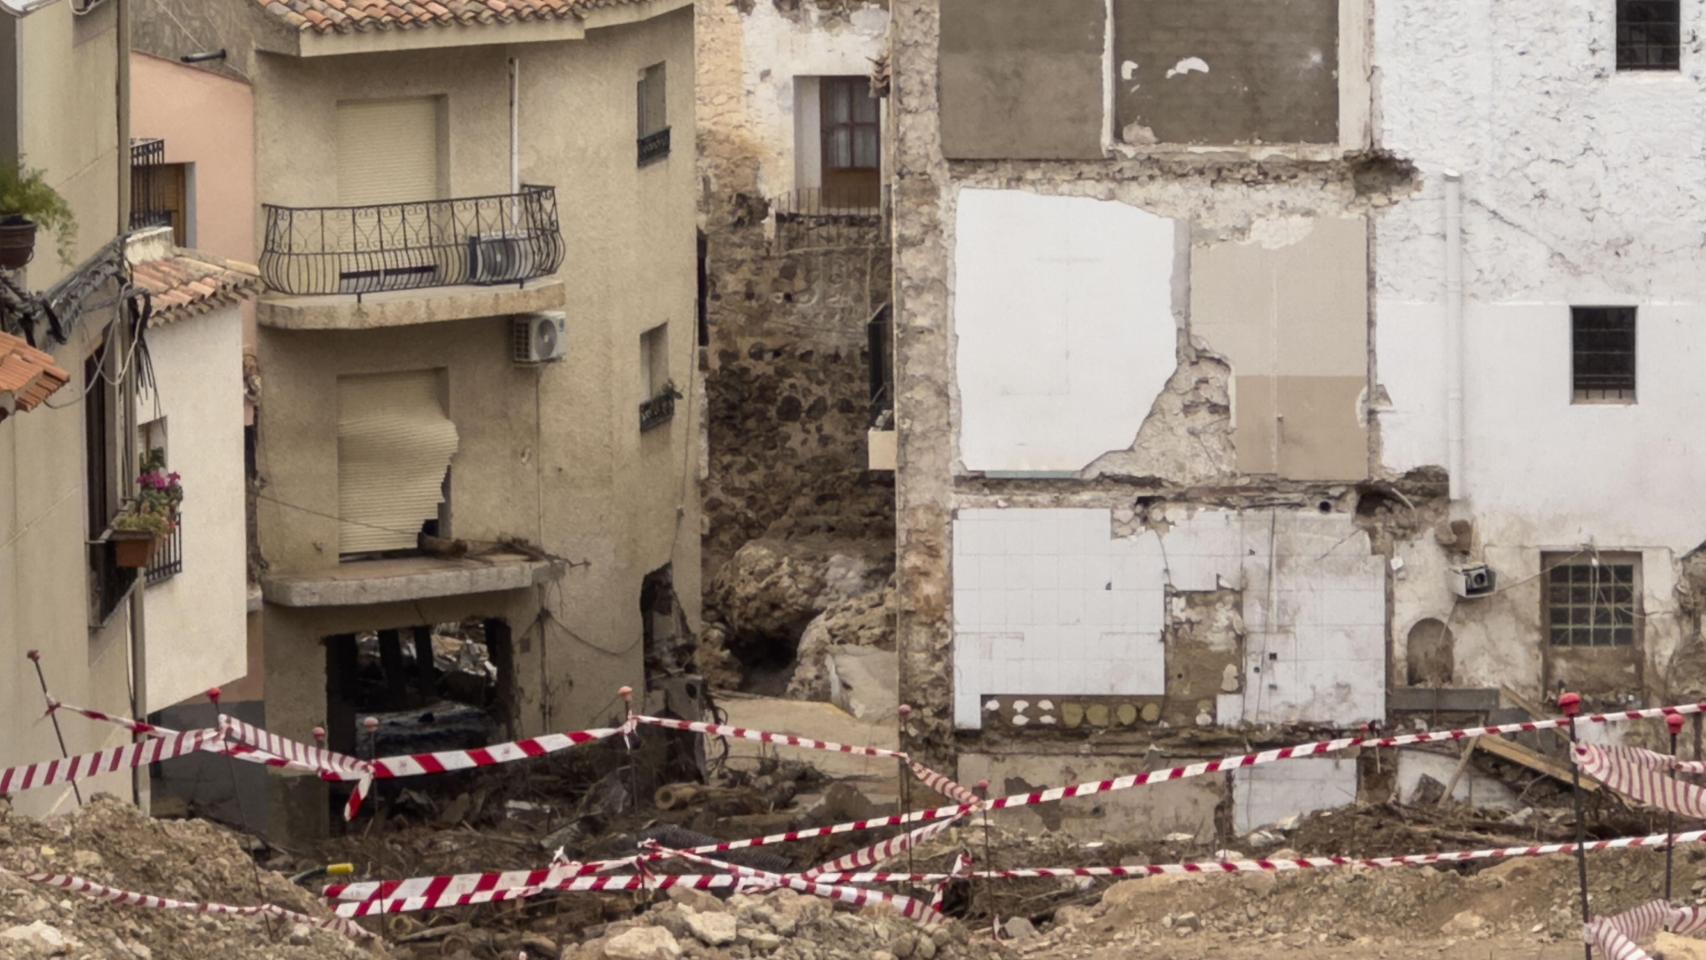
<box><xmin>129</xmin><ymin>138</ymin><xmax>170</xmax><ymax>232</ymax></box>
<box><xmin>257</xmin><ymin>186</ymin><xmax>567</xmax><ymax>330</ymax></box>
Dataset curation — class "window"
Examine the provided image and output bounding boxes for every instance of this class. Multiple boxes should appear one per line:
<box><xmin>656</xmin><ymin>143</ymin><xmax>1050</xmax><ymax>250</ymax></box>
<box><xmin>1571</xmin><ymin>306</ymin><xmax>1636</xmax><ymax>403</ymax></box>
<box><xmin>1546</xmin><ymin>557</ymin><xmax>1638</xmax><ymax>647</ymax></box>
<box><xmin>85</xmin><ymin>341</ymin><xmax>136</xmax><ymax>624</ymax></box>
<box><xmin>639</xmin><ymin>323</ymin><xmax>674</xmax><ymax>430</ymax></box>
<box><xmin>1618</xmin><ymin>0</ymin><xmax>1680</xmax><ymax>70</ymax></box>
<box><xmin>820</xmin><ymin>76</ymin><xmax>881</xmax><ymax>208</ymax></box>
<box><xmin>335</xmin><ymin>97</ymin><xmax>444</xmax><ymax>206</ymax></box>
<box><xmin>637</xmin><ymin>63</ymin><xmax>670</xmax><ymax>165</ymax></box>
<box><xmin>336</xmin><ymin>370</ymin><xmax>458</xmax><ymax>557</ymax></box>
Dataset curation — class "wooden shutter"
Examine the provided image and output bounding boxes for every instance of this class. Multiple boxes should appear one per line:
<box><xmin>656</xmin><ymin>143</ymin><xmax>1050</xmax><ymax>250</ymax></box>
<box><xmin>337</xmin><ymin>370</ymin><xmax>459</xmax><ymax>555</ymax></box>
<box><xmin>335</xmin><ymin>98</ymin><xmax>441</xmax><ymax>206</ymax></box>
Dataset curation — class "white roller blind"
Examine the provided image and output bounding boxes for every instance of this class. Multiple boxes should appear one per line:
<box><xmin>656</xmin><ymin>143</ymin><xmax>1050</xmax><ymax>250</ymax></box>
<box><xmin>335</xmin><ymin>98</ymin><xmax>441</xmax><ymax>206</ymax></box>
<box><xmin>337</xmin><ymin>370</ymin><xmax>459</xmax><ymax>555</ymax></box>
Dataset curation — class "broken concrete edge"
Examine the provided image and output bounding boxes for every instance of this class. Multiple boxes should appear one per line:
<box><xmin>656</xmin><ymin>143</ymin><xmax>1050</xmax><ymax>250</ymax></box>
<box><xmin>260</xmin><ymin>556</ymin><xmax>562</xmax><ymax>607</ymax></box>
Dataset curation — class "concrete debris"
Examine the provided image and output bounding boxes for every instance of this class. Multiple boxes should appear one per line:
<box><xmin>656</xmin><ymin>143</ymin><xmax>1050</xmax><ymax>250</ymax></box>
<box><xmin>789</xmin><ymin>578</ymin><xmax>897</xmax><ymax>703</ymax></box>
<box><xmin>999</xmin><ymin>917</ymin><xmax>1037</xmax><ymax>941</ymax></box>
<box><xmin>0</xmin><ymin>797</ymin><xmax>383</xmax><ymax>959</ymax></box>
<box><xmin>565</xmin><ymin>890</ymin><xmax>980</xmax><ymax>960</ymax></box>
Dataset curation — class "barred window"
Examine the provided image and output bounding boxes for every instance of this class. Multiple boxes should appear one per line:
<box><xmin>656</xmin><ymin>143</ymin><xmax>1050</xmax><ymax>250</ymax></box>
<box><xmin>1618</xmin><ymin>0</ymin><xmax>1680</xmax><ymax>71</ymax></box>
<box><xmin>1572</xmin><ymin>306</ymin><xmax>1636</xmax><ymax>403</ymax></box>
<box><xmin>1546</xmin><ymin>559</ymin><xmax>1637</xmax><ymax>647</ymax></box>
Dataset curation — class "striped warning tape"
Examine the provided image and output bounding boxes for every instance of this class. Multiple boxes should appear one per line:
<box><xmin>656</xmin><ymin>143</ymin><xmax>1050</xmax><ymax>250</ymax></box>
<box><xmin>1587</xmin><ymin>917</ymin><xmax>1653</xmax><ymax>960</ymax></box>
<box><xmin>1574</xmin><ymin>743</ymin><xmax>1706</xmax><ymax>820</ymax></box>
<box><xmin>334</xmin><ymin>871</ymin><xmax>744</xmax><ymax>918</ymax></box>
<box><xmin>322</xmin><ymin>856</ymin><xmax>636</xmax><ymax>904</ymax></box>
<box><xmin>635</xmin><ymin>715</ymin><xmax>905</xmax><ymax>759</ymax></box>
<box><xmin>801</xmin><ymin>814</ymin><xmax>966</xmax><ymax>880</ymax></box>
<box><xmin>0</xmin><ymin>729</ymin><xmax>219</xmax><ymax>796</ymax></box>
<box><xmin>47</xmin><ymin>700</ymin><xmax>303</xmax><ymax>772</ymax></box>
<box><xmin>641</xmin><ymin>842</ymin><xmax>938</xmax><ymax>925</ymax></box>
<box><xmin>217</xmin><ymin>714</ymin><xmax>368</xmax><ymax>778</ymax></box>
<box><xmin>19</xmin><ymin>870</ymin><xmax>374</xmax><ymax>941</ymax></box>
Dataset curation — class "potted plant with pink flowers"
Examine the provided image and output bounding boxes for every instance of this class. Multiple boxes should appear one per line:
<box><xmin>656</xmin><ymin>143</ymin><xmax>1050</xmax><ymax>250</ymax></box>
<box><xmin>108</xmin><ymin>449</ymin><xmax>182</xmax><ymax>568</ymax></box>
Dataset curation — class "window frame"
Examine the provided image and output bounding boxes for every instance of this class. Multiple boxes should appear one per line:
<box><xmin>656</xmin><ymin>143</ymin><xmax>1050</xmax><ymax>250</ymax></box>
<box><xmin>816</xmin><ymin>75</ymin><xmax>881</xmax><ymax>209</ymax></box>
<box><xmin>636</xmin><ymin>62</ymin><xmax>670</xmax><ymax>165</ymax></box>
<box><xmin>1570</xmin><ymin>305</ymin><xmax>1637</xmax><ymax>404</ymax></box>
<box><xmin>1543</xmin><ymin>553</ymin><xmax>1641</xmax><ymax>649</ymax></box>
<box><xmin>1617</xmin><ymin>0</ymin><xmax>1681</xmax><ymax>71</ymax></box>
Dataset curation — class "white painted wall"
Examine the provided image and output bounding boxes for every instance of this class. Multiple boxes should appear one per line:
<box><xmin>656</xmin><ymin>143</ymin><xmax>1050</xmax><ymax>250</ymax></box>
<box><xmin>953</xmin><ymin>188</ymin><xmax>1178</xmax><ymax>473</ymax></box>
<box><xmin>951</xmin><ymin>507</ymin><xmax>1385</xmax><ymax>729</ymax></box>
<box><xmin>1375</xmin><ymin>1</ymin><xmax>1706</xmax><ymax>553</ymax></box>
<box><xmin>137</xmin><ymin>303</ymin><xmax>249</xmax><ymax>709</ymax></box>
<box><xmin>728</xmin><ymin>1</ymin><xmax>889</xmax><ymax>198</ymax></box>
<box><xmin>1232</xmin><ymin>756</ymin><xmax>1358</xmax><ymax>833</ymax></box>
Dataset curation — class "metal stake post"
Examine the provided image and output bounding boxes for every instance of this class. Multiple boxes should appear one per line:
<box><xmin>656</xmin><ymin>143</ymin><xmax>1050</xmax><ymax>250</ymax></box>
<box><xmin>26</xmin><ymin>650</ymin><xmax>82</xmax><ymax>807</ymax></box>
<box><xmin>1668</xmin><ymin>713</ymin><xmax>1686</xmax><ymax>902</ymax></box>
<box><xmin>1561</xmin><ymin>692</ymin><xmax>1591</xmax><ymax>960</ymax></box>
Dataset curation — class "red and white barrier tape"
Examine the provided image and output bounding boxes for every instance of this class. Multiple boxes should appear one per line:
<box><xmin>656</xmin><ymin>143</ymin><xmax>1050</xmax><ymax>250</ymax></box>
<box><xmin>1587</xmin><ymin>918</ymin><xmax>1654</xmax><ymax>960</ymax></box>
<box><xmin>0</xmin><ymin>729</ymin><xmax>219</xmax><ymax>796</ymax></box>
<box><xmin>1601</xmin><ymin>900</ymin><xmax>1672</xmax><ymax>943</ymax></box>
<box><xmin>1575</xmin><ymin>743</ymin><xmax>1706</xmax><ymax>819</ymax></box>
<box><xmin>21</xmin><ymin>870</ymin><xmax>373</xmax><ymax>941</ymax></box>
<box><xmin>928</xmin><ymin>854</ymin><xmax>971</xmax><ymax>920</ymax></box>
<box><xmin>802</xmin><ymin>814</ymin><xmax>966</xmax><ymax>880</ymax></box>
<box><xmin>643</xmin><ymin>842</ymin><xmax>938</xmax><ymax>925</ymax></box>
<box><xmin>217</xmin><ymin>715</ymin><xmax>368</xmax><ymax>778</ymax></box>
<box><xmin>636</xmin><ymin>715</ymin><xmax>905</xmax><ymax>760</ymax></box>
<box><xmin>323</xmin><ymin>857</ymin><xmax>636</xmax><ymax>904</ymax></box>
<box><xmin>48</xmin><ymin>699</ymin><xmax>303</xmax><ymax>772</ymax></box>
<box><xmin>335</xmin><ymin>871</ymin><xmax>746</xmax><ymax>918</ymax></box>
<box><xmin>338</xmin><ymin>721</ymin><xmax>630</xmax><ymax>820</ymax></box>
<box><xmin>907</xmin><ymin>759</ymin><xmax>980</xmax><ymax>806</ymax></box>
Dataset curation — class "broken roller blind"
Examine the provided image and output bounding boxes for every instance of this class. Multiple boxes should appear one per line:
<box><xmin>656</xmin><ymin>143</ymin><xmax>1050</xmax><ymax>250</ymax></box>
<box><xmin>337</xmin><ymin>370</ymin><xmax>458</xmax><ymax>555</ymax></box>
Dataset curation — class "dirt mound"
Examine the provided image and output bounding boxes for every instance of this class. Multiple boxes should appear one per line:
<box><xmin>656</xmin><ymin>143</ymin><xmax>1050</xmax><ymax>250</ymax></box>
<box><xmin>0</xmin><ymin>796</ymin><xmax>383</xmax><ymax>960</ymax></box>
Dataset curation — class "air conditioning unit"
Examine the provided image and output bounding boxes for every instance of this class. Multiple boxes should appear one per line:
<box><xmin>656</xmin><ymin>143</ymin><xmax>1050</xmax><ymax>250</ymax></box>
<box><xmin>512</xmin><ymin>311</ymin><xmax>566</xmax><ymax>364</ymax></box>
<box><xmin>1450</xmin><ymin>563</ymin><xmax>1497</xmax><ymax>599</ymax></box>
<box><xmin>468</xmin><ymin>234</ymin><xmax>529</xmax><ymax>285</ymax></box>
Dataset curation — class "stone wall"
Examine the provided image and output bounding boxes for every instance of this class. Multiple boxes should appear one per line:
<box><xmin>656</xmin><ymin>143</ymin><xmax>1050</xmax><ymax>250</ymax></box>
<box><xmin>696</xmin><ymin>0</ymin><xmax>896</xmax><ymax>589</ymax></box>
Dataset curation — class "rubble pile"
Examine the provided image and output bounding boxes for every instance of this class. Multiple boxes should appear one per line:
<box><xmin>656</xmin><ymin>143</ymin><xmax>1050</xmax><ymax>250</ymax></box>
<box><xmin>0</xmin><ymin>797</ymin><xmax>386</xmax><ymax>960</ymax></box>
<box><xmin>564</xmin><ymin>887</ymin><xmax>998</xmax><ymax>960</ymax></box>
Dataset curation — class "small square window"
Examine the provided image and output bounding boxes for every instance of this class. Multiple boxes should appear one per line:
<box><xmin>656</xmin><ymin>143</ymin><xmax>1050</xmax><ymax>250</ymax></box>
<box><xmin>1618</xmin><ymin>0</ymin><xmax>1680</xmax><ymax>71</ymax></box>
<box><xmin>1544</xmin><ymin>556</ymin><xmax>1639</xmax><ymax>647</ymax></box>
<box><xmin>1571</xmin><ymin>306</ymin><xmax>1636</xmax><ymax>403</ymax></box>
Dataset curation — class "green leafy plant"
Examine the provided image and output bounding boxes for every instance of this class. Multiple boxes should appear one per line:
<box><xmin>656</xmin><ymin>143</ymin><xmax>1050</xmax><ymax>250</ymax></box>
<box><xmin>656</xmin><ymin>379</ymin><xmax>684</xmax><ymax>401</ymax></box>
<box><xmin>111</xmin><ymin>448</ymin><xmax>182</xmax><ymax>537</ymax></box>
<box><xmin>0</xmin><ymin>159</ymin><xmax>77</xmax><ymax>265</ymax></box>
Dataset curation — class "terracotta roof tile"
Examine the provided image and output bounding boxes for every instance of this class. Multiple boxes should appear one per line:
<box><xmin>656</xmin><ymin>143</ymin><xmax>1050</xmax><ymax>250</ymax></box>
<box><xmin>130</xmin><ymin>250</ymin><xmax>262</xmax><ymax>326</ymax></box>
<box><xmin>0</xmin><ymin>332</ymin><xmax>69</xmax><ymax>419</ymax></box>
<box><xmin>252</xmin><ymin>0</ymin><xmax>658</xmax><ymax>34</ymax></box>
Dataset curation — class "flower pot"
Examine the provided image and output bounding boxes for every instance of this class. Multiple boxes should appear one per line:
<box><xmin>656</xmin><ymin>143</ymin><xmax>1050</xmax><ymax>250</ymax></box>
<box><xmin>0</xmin><ymin>217</ymin><xmax>37</xmax><ymax>270</ymax></box>
<box><xmin>110</xmin><ymin>531</ymin><xmax>158</xmax><ymax>569</ymax></box>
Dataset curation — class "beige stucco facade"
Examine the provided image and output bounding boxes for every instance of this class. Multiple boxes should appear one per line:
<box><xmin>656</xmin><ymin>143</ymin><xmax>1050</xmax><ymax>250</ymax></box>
<box><xmin>231</xmin><ymin>2</ymin><xmax>699</xmax><ymax>833</ymax></box>
<box><xmin>0</xmin><ymin>0</ymin><xmax>136</xmax><ymax>815</ymax></box>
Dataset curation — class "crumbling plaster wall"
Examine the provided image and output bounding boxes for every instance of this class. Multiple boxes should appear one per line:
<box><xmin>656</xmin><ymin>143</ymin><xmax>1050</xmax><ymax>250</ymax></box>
<box><xmin>891</xmin><ymin>0</ymin><xmax>1411</xmax><ymax>762</ymax></box>
<box><xmin>697</xmin><ymin>0</ymin><xmax>895</xmax><ymax>580</ymax></box>
<box><xmin>1372</xmin><ymin>0</ymin><xmax>1706</xmax><ymax>704</ymax></box>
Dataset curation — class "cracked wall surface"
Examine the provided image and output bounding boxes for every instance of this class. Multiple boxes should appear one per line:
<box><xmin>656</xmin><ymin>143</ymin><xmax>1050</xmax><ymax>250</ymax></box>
<box><xmin>891</xmin><ymin>0</ymin><xmax>1411</xmax><ymax>768</ymax></box>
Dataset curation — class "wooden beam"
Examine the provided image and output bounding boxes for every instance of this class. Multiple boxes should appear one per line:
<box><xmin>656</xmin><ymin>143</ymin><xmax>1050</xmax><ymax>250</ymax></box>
<box><xmin>1476</xmin><ymin>734</ymin><xmax>1601</xmax><ymax>793</ymax></box>
<box><xmin>1436</xmin><ymin>736</ymin><xmax>1480</xmax><ymax>806</ymax></box>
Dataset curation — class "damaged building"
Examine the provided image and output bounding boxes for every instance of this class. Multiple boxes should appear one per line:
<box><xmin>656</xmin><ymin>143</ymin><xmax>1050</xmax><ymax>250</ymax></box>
<box><xmin>887</xmin><ymin>0</ymin><xmax>1704</xmax><ymax>837</ymax></box>
<box><xmin>695</xmin><ymin>0</ymin><xmax>899</xmax><ymax>706</ymax></box>
<box><xmin>129</xmin><ymin>0</ymin><xmax>703</xmax><ymax>837</ymax></box>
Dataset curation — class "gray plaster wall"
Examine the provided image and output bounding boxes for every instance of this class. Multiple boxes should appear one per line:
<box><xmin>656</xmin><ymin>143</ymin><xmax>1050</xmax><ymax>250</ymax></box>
<box><xmin>936</xmin><ymin>0</ymin><xmax>1105</xmax><ymax>160</ymax></box>
<box><xmin>1113</xmin><ymin>0</ymin><xmax>1340</xmax><ymax>145</ymax></box>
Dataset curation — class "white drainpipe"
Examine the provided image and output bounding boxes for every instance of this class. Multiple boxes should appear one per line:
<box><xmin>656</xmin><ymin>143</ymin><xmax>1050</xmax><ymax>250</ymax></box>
<box><xmin>508</xmin><ymin>56</ymin><xmax>521</xmax><ymax>194</ymax></box>
<box><xmin>1444</xmin><ymin>172</ymin><xmax>1465</xmax><ymax>502</ymax></box>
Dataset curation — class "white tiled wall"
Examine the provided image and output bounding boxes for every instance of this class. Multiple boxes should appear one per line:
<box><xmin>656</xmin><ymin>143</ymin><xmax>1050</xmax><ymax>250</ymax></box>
<box><xmin>951</xmin><ymin>508</ymin><xmax>1387</xmax><ymax>729</ymax></box>
<box><xmin>1232</xmin><ymin>757</ymin><xmax>1359</xmax><ymax>833</ymax></box>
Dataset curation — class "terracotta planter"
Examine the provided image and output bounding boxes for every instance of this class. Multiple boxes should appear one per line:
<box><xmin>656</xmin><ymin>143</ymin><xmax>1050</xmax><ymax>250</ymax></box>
<box><xmin>0</xmin><ymin>218</ymin><xmax>37</xmax><ymax>270</ymax></box>
<box><xmin>110</xmin><ymin>531</ymin><xmax>158</xmax><ymax>569</ymax></box>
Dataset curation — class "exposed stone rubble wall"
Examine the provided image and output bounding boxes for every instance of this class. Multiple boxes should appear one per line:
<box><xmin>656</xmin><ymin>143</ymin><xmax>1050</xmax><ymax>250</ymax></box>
<box><xmin>697</xmin><ymin>0</ymin><xmax>897</xmax><ymax>694</ymax></box>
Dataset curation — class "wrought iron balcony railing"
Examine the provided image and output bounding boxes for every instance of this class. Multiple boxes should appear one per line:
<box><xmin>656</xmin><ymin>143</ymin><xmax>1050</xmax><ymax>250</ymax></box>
<box><xmin>129</xmin><ymin>138</ymin><xmax>171</xmax><ymax>231</ymax></box>
<box><xmin>146</xmin><ymin>520</ymin><xmax>182</xmax><ymax>585</ymax></box>
<box><xmin>639</xmin><ymin>391</ymin><xmax>676</xmax><ymax>431</ymax></box>
<box><xmin>259</xmin><ymin>186</ymin><xmax>565</xmax><ymax>297</ymax></box>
